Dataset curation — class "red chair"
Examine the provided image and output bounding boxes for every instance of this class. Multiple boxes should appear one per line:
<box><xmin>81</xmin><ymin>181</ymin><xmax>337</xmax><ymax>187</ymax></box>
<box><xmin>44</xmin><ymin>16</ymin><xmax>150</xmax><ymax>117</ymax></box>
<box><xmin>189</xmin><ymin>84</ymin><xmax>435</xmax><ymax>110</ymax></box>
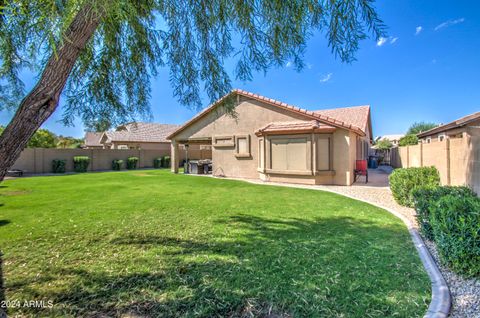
<box><xmin>354</xmin><ymin>160</ymin><xmax>368</xmax><ymax>183</ymax></box>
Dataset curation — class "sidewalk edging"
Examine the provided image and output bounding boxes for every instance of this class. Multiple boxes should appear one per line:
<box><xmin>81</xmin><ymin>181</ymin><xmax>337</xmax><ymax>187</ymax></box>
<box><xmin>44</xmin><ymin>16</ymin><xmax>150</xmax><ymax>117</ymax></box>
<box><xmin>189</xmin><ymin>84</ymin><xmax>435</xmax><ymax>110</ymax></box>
<box><xmin>238</xmin><ymin>179</ymin><xmax>452</xmax><ymax>318</ymax></box>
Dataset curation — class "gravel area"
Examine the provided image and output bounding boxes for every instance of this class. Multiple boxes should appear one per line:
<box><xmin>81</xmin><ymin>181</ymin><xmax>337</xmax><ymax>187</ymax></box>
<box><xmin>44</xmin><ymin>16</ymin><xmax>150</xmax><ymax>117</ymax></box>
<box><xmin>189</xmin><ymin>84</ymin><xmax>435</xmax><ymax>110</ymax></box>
<box><xmin>237</xmin><ymin>167</ymin><xmax>479</xmax><ymax>318</ymax></box>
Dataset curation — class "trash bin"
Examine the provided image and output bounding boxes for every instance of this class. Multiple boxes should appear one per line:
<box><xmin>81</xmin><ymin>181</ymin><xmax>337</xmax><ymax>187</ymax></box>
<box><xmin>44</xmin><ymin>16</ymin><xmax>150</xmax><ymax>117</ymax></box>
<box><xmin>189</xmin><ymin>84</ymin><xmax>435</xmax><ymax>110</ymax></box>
<box><xmin>368</xmin><ymin>156</ymin><xmax>378</xmax><ymax>169</ymax></box>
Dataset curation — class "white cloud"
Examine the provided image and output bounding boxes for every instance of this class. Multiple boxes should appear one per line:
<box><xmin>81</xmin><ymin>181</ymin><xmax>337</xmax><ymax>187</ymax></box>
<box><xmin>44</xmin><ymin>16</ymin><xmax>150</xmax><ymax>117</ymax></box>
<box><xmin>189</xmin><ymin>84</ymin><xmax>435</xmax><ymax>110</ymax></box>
<box><xmin>415</xmin><ymin>26</ymin><xmax>423</xmax><ymax>35</ymax></box>
<box><xmin>319</xmin><ymin>73</ymin><xmax>333</xmax><ymax>83</ymax></box>
<box><xmin>285</xmin><ymin>61</ymin><xmax>292</xmax><ymax>68</ymax></box>
<box><xmin>376</xmin><ymin>37</ymin><xmax>388</xmax><ymax>46</ymax></box>
<box><xmin>377</xmin><ymin>36</ymin><xmax>398</xmax><ymax>47</ymax></box>
<box><xmin>434</xmin><ymin>18</ymin><xmax>465</xmax><ymax>31</ymax></box>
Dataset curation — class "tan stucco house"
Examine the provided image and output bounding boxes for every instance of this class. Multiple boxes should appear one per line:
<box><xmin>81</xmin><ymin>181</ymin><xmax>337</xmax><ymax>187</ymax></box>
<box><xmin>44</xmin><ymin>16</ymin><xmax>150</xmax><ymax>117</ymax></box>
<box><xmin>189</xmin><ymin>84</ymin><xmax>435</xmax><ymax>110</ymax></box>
<box><xmin>418</xmin><ymin>111</ymin><xmax>480</xmax><ymax>143</ymax></box>
<box><xmin>168</xmin><ymin>89</ymin><xmax>373</xmax><ymax>186</ymax></box>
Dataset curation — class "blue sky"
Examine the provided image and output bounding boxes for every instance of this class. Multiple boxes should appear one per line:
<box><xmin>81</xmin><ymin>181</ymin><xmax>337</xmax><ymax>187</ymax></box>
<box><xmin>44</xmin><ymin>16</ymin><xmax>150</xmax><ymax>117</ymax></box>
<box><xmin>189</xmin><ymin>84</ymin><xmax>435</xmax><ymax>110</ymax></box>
<box><xmin>1</xmin><ymin>0</ymin><xmax>479</xmax><ymax>138</ymax></box>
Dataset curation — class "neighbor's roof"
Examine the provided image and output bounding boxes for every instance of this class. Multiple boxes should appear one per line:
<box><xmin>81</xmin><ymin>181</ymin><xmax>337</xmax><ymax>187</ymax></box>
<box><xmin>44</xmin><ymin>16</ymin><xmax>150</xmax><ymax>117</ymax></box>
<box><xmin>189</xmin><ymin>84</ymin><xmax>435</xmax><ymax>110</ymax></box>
<box><xmin>84</xmin><ymin>132</ymin><xmax>103</xmax><ymax>147</ymax></box>
<box><xmin>103</xmin><ymin>122</ymin><xmax>180</xmax><ymax>143</ymax></box>
<box><xmin>256</xmin><ymin>120</ymin><xmax>336</xmax><ymax>135</ymax></box>
<box><xmin>417</xmin><ymin>111</ymin><xmax>480</xmax><ymax>138</ymax></box>
<box><xmin>167</xmin><ymin>89</ymin><xmax>371</xmax><ymax>139</ymax></box>
<box><xmin>377</xmin><ymin>134</ymin><xmax>404</xmax><ymax>141</ymax></box>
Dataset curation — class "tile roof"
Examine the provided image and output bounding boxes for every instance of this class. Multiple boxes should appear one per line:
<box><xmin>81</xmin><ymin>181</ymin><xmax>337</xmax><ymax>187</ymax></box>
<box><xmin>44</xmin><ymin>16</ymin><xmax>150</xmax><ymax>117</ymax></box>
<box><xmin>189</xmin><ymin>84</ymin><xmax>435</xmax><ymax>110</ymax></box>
<box><xmin>256</xmin><ymin>120</ymin><xmax>336</xmax><ymax>135</ymax></box>
<box><xmin>313</xmin><ymin>105</ymin><xmax>371</xmax><ymax>136</ymax></box>
<box><xmin>167</xmin><ymin>89</ymin><xmax>370</xmax><ymax>139</ymax></box>
<box><xmin>84</xmin><ymin>132</ymin><xmax>103</xmax><ymax>147</ymax></box>
<box><xmin>103</xmin><ymin>122</ymin><xmax>180</xmax><ymax>143</ymax></box>
<box><xmin>417</xmin><ymin>111</ymin><xmax>480</xmax><ymax>138</ymax></box>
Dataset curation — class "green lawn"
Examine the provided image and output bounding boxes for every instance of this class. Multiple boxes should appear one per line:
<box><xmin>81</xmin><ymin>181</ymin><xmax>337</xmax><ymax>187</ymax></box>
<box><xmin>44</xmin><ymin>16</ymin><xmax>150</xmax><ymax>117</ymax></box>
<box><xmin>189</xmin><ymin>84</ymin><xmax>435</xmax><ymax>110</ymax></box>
<box><xmin>0</xmin><ymin>170</ymin><xmax>430</xmax><ymax>317</ymax></box>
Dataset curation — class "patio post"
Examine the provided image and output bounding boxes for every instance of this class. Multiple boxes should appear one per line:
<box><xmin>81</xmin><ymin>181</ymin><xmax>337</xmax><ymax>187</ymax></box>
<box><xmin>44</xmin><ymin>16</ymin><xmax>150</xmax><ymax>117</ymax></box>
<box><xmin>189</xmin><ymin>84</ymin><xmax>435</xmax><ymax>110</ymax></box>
<box><xmin>171</xmin><ymin>140</ymin><xmax>179</xmax><ymax>173</ymax></box>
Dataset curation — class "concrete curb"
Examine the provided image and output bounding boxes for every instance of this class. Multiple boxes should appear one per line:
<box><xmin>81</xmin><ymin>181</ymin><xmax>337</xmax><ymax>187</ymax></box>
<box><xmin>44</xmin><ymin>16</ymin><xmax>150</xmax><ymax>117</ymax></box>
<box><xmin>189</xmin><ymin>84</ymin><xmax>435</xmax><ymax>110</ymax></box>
<box><xmin>235</xmin><ymin>179</ymin><xmax>452</xmax><ymax>318</ymax></box>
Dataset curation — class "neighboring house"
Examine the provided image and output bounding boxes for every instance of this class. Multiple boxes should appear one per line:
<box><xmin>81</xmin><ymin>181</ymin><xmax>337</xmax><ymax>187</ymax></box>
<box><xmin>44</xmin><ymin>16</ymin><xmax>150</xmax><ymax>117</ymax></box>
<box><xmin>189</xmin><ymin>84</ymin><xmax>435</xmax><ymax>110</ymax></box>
<box><xmin>375</xmin><ymin>134</ymin><xmax>404</xmax><ymax>147</ymax></box>
<box><xmin>168</xmin><ymin>89</ymin><xmax>373</xmax><ymax>186</ymax></box>
<box><xmin>418</xmin><ymin>111</ymin><xmax>480</xmax><ymax>143</ymax></box>
<box><xmin>83</xmin><ymin>132</ymin><xmax>104</xmax><ymax>149</ymax></box>
<box><xmin>83</xmin><ymin>122</ymin><xmax>181</xmax><ymax>150</ymax></box>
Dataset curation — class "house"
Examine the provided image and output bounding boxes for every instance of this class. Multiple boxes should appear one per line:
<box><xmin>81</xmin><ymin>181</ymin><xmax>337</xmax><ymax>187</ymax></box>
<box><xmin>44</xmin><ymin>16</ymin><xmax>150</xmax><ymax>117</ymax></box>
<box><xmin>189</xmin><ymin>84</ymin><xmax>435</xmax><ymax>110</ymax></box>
<box><xmin>84</xmin><ymin>122</ymin><xmax>181</xmax><ymax>150</ymax></box>
<box><xmin>167</xmin><ymin>89</ymin><xmax>373</xmax><ymax>186</ymax></box>
<box><xmin>83</xmin><ymin>132</ymin><xmax>104</xmax><ymax>149</ymax></box>
<box><xmin>375</xmin><ymin>134</ymin><xmax>404</xmax><ymax>147</ymax></box>
<box><xmin>418</xmin><ymin>111</ymin><xmax>480</xmax><ymax>143</ymax></box>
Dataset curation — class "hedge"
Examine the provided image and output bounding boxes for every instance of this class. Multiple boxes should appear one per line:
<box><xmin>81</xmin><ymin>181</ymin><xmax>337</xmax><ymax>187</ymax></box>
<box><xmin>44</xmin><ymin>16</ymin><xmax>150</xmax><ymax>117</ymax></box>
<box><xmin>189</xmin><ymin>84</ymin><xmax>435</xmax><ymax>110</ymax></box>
<box><xmin>389</xmin><ymin>167</ymin><xmax>440</xmax><ymax>207</ymax></box>
<box><xmin>51</xmin><ymin>159</ymin><xmax>66</xmax><ymax>173</ymax></box>
<box><xmin>112</xmin><ymin>159</ymin><xmax>123</xmax><ymax>171</ymax></box>
<box><xmin>73</xmin><ymin>156</ymin><xmax>90</xmax><ymax>173</ymax></box>
<box><xmin>412</xmin><ymin>186</ymin><xmax>476</xmax><ymax>240</ymax></box>
<box><xmin>162</xmin><ymin>156</ymin><xmax>170</xmax><ymax>168</ymax></box>
<box><xmin>430</xmin><ymin>194</ymin><xmax>480</xmax><ymax>277</ymax></box>
<box><xmin>153</xmin><ymin>158</ymin><xmax>162</xmax><ymax>169</ymax></box>
<box><xmin>126</xmin><ymin>157</ymin><xmax>139</xmax><ymax>170</ymax></box>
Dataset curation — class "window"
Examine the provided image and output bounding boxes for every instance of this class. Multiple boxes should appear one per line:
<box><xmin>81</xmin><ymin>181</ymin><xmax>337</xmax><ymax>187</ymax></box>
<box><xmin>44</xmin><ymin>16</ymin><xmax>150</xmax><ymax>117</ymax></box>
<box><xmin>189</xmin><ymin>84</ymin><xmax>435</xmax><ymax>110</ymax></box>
<box><xmin>258</xmin><ymin>138</ymin><xmax>264</xmax><ymax>169</ymax></box>
<box><xmin>426</xmin><ymin>138</ymin><xmax>431</xmax><ymax>144</ymax></box>
<box><xmin>438</xmin><ymin>134</ymin><xmax>446</xmax><ymax>142</ymax></box>
<box><xmin>213</xmin><ymin>136</ymin><xmax>234</xmax><ymax>147</ymax></box>
<box><xmin>317</xmin><ymin>136</ymin><xmax>330</xmax><ymax>170</ymax></box>
<box><xmin>235</xmin><ymin>135</ymin><xmax>251</xmax><ymax>157</ymax></box>
<box><xmin>118</xmin><ymin>145</ymin><xmax>128</xmax><ymax>149</ymax></box>
<box><xmin>270</xmin><ymin>137</ymin><xmax>308</xmax><ymax>171</ymax></box>
<box><xmin>200</xmin><ymin>145</ymin><xmax>212</xmax><ymax>150</ymax></box>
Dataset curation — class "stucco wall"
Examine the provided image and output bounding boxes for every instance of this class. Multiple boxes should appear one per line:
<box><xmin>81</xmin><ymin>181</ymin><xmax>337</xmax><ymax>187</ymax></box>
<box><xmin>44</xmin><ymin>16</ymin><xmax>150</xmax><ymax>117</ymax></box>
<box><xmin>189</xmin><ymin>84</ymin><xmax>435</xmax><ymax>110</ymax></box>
<box><xmin>172</xmin><ymin>96</ymin><xmax>364</xmax><ymax>185</ymax></box>
<box><xmin>391</xmin><ymin>132</ymin><xmax>480</xmax><ymax>192</ymax></box>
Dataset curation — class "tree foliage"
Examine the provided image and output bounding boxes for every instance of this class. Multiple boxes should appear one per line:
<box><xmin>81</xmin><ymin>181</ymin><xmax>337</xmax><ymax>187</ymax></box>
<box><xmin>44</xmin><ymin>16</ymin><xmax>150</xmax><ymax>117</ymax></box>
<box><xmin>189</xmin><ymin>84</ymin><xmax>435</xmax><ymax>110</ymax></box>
<box><xmin>407</xmin><ymin>122</ymin><xmax>438</xmax><ymax>135</ymax></box>
<box><xmin>399</xmin><ymin>134</ymin><xmax>419</xmax><ymax>147</ymax></box>
<box><xmin>375</xmin><ymin>139</ymin><xmax>393</xmax><ymax>150</ymax></box>
<box><xmin>27</xmin><ymin>129</ymin><xmax>57</xmax><ymax>148</ymax></box>
<box><xmin>0</xmin><ymin>0</ymin><xmax>385</xmax><ymax>128</ymax></box>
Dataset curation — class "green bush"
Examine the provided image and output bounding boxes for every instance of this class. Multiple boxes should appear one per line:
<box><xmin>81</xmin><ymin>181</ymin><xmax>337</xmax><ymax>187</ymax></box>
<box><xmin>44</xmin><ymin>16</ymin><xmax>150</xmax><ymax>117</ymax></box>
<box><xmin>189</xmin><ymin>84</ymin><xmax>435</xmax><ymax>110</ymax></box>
<box><xmin>112</xmin><ymin>159</ymin><xmax>123</xmax><ymax>171</ymax></box>
<box><xmin>430</xmin><ymin>195</ymin><xmax>480</xmax><ymax>277</ymax></box>
<box><xmin>162</xmin><ymin>156</ymin><xmax>170</xmax><ymax>168</ymax></box>
<box><xmin>398</xmin><ymin>134</ymin><xmax>419</xmax><ymax>147</ymax></box>
<box><xmin>51</xmin><ymin>159</ymin><xmax>66</xmax><ymax>173</ymax></box>
<box><xmin>389</xmin><ymin>167</ymin><xmax>440</xmax><ymax>207</ymax></box>
<box><xmin>126</xmin><ymin>157</ymin><xmax>139</xmax><ymax>170</ymax></box>
<box><xmin>73</xmin><ymin>156</ymin><xmax>90</xmax><ymax>173</ymax></box>
<box><xmin>412</xmin><ymin>186</ymin><xmax>476</xmax><ymax>240</ymax></box>
<box><xmin>153</xmin><ymin>158</ymin><xmax>162</xmax><ymax>169</ymax></box>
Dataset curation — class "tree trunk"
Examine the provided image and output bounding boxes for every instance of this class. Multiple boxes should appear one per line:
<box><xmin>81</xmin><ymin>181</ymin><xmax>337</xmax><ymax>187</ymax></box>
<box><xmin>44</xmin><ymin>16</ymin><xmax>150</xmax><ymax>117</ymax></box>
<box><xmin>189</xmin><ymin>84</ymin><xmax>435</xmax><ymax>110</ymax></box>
<box><xmin>0</xmin><ymin>4</ymin><xmax>102</xmax><ymax>181</ymax></box>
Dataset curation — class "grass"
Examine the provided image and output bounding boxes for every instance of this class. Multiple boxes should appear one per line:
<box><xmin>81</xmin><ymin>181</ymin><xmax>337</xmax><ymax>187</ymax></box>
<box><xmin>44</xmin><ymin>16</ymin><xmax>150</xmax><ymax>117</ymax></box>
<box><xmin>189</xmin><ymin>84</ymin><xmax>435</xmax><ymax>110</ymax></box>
<box><xmin>0</xmin><ymin>170</ymin><xmax>430</xmax><ymax>317</ymax></box>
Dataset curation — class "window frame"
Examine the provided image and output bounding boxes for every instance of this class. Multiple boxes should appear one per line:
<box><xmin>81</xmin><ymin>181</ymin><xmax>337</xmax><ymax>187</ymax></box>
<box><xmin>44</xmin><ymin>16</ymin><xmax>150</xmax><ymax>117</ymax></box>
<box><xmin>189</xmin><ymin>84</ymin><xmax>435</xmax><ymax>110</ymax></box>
<box><xmin>235</xmin><ymin>135</ymin><xmax>251</xmax><ymax>158</ymax></box>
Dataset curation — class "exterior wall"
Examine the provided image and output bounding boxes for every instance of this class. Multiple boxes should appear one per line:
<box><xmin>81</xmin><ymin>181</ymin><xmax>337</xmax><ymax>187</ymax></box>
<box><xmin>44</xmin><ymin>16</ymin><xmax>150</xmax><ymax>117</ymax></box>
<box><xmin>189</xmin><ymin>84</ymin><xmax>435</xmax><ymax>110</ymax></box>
<box><xmin>391</xmin><ymin>131</ymin><xmax>480</xmax><ymax>193</ymax></box>
<box><xmin>11</xmin><ymin>147</ymin><xmax>208</xmax><ymax>174</ymax></box>
<box><xmin>110</xmin><ymin>141</ymin><xmax>171</xmax><ymax>150</ymax></box>
<box><xmin>172</xmin><ymin>96</ymin><xmax>360</xmax><ymax>185</ymax></box>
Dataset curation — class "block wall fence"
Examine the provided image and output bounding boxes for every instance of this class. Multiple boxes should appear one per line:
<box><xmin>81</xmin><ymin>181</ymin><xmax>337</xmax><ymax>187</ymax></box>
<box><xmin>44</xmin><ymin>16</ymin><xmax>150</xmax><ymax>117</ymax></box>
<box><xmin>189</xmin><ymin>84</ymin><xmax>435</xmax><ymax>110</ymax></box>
<box><xmin>390</xmin><ymin>131</ymin><xmax>480</xmax><ymax>194</ymax></box>
<box><xmin>11</xmin><ymin>147</ymin><xmax>211</xmax><ymax>174</ymax></box>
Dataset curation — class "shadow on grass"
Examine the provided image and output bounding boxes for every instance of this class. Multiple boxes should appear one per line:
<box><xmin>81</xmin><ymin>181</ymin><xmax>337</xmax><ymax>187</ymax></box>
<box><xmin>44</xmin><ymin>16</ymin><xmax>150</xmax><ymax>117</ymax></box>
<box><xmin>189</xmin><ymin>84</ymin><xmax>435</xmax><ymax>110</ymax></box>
<box><xmin>10</xmin><ymin>215</ymin><xmax>428</xmax><ymax>317</ymax></box>
<box><xmin>0</xmin><ymin>220</ymin><xmax>10</xmax><ymax>227</ymax></box>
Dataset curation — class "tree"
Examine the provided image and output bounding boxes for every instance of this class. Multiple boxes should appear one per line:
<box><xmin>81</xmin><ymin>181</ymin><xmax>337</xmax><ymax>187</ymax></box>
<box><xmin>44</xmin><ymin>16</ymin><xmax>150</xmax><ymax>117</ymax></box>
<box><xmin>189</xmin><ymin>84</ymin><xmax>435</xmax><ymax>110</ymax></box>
<box><xmin>375</xmin><ymin>139</ymin><xmax>393</xmax><ymax>150</ymax></box>
<box><xmin>399</xmin><ymin>134</ymin><xmax>419</xmax><ymax>147</ymax></box>
<box><xmin>407</xmin><ymin>122</ymin><xmax>438</xmax><ymax>135</ymax></box>
<box><xmin>57</xmin><ymin>136</ymin><xmax>83</xmax><ymax>149</ymax></box>
<box><xmin>27</xmin><ymin>129</ymin><xmax>57</xmax><ymax>148</ymax></box>
<box><xmin>0</xmin><ymin>1</ymin><xmax>385</xmax><ymax>181</ymax></box>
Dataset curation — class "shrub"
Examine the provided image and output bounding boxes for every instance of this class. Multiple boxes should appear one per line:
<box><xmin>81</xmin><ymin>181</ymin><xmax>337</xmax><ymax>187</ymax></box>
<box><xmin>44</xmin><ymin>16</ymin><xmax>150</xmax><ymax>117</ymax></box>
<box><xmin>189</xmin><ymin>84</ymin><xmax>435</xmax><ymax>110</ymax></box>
<box><xmin>112</xmin><ymin>159</ymin><xmax>123</xmax><ymax>171</ymax></box>
<box><xmin>430</xmin><ymin>194</ymin><xmax>480</xmax><ymax>277</ymax></box>
<box><xmin>412</xmin><ymin>186</ymin><xmax>476</xmax><ymax>240</ymax></box>
<box><xmin>73</xmin><ymin>156</ymin><xmax>90</xmax><ymax>173</ymax></box>
<box><xmin>389</xmin><ymin>167</ymin><xmax>440</xmax><ymax>207</ymax></box>
<box><xmin>153</xmin><ymin>158</ymin><xmax>162</xmax><ymax>169</ymax></box>
<box><xmin>126</xmin><ymin>157</ymin><xmax>139</xmax><ymax>170</ymax></box>
<box><xmin>398</xmin><ymin>134</ymin><xmax>419</xmax><ymax>146</ymax></box>
<box><xmin>162</xmin><ymin>156</ymin><xmax>171</xmax><ymax>168</ymax></box>
<box><xmin>51</xmin><ymin>159</ymin><xmax>66</xmax><ymax>173</ymax></box>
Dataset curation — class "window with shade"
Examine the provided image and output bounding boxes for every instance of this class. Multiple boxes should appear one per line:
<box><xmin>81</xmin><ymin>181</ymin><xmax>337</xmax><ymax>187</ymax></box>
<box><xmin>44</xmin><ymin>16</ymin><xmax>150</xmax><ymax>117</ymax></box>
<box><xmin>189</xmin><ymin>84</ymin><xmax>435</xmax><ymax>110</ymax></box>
<box><xmin>235</xmin><ymin>135</ymin><xmax>251</xmax><ymax>158</ymax></box>
<box><xmin>270</xmin><ymin>137</ymin><xmax>308</xmax><ymax>172</ymax></box>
